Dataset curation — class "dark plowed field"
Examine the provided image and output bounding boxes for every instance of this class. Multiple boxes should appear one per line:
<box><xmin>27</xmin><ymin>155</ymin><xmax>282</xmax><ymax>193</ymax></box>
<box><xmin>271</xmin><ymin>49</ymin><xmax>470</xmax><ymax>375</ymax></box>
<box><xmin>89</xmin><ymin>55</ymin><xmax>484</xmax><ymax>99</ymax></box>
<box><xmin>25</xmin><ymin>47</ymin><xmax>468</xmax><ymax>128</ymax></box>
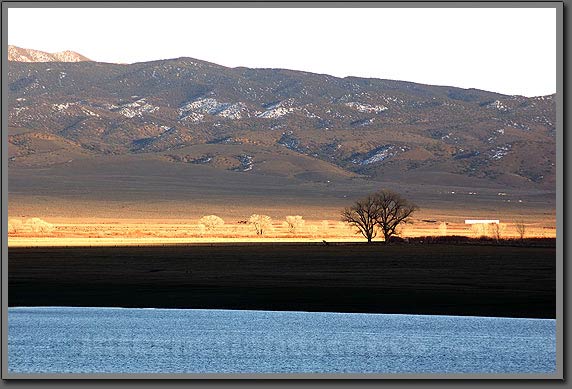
<box><xmin>8</xmin><ymin>243</ymin><xmax>556</xmax><ymax>318</ymax></box>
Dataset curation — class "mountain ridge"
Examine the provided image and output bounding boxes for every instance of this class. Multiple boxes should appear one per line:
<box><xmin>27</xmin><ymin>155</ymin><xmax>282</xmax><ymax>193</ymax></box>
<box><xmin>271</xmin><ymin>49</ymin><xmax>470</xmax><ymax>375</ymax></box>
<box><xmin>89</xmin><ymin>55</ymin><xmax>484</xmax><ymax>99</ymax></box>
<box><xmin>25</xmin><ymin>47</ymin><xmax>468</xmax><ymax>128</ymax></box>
<box><xmin>8</xmin><ymin>45</ymin><xmax>91</xmax><ymax>63</ymax></box>
<box><xmin>7</xmin><ymin>53</ymin><xmax>556</xmax><ymax>193</ymax></box>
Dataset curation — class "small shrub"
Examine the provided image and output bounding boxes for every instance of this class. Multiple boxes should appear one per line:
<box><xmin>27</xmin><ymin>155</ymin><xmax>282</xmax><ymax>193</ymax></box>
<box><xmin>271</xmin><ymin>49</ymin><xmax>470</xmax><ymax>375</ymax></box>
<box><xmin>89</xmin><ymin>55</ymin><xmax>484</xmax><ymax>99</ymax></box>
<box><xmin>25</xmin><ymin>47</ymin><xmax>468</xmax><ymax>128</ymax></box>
<box><xmin>249</xmin><ymin>214</ymin><xmax>273</xmax><ymax>235</ymax></box>
<box><xmin>25</xmin><ymin>218</ymin><xmax>55</xmax><ymax>234</ymax></box>
<box><xmin>199</xmin><ymin>215</ymin><xmax>224</xmax><ymax>232</ymax></box>
<box><xmin>387</xmin><ymin>236</ymin><xmax>406</xmax><ymax>243</ymax></box>
<box><xmin>8</xmin><ymin>219</ymin><xmax>23</xmax><ymax>234</ymax></box>
<box><xmin>285</xmin><ymin>215</ymin><xmax>305</xmax><ymax>234</ymax></box>
<box><xmin>439</xmin><ymin>222</ymin><xmax>448</xmax><ymax>236</ymax></box>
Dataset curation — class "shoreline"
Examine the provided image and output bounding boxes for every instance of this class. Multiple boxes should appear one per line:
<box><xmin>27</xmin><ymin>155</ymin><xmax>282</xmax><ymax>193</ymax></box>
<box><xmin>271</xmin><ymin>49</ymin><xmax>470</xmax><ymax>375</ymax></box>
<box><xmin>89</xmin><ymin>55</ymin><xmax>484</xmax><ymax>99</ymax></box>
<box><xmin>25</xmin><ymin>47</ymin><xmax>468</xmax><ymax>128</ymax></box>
<box><xmin>8</xmin><ymin>306</ymin><xmax>557</xmax><ymax>321</ymax></box>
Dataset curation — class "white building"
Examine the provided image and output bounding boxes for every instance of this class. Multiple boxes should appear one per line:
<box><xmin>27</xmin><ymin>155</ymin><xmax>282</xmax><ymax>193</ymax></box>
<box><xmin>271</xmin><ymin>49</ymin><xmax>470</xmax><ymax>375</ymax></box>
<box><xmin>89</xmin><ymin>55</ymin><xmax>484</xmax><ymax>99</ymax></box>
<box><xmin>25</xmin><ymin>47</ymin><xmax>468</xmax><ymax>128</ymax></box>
<box><xmin>464</xmin><ymin>219</ymin><xmax>500</xmax><ymax>224</ymax></box>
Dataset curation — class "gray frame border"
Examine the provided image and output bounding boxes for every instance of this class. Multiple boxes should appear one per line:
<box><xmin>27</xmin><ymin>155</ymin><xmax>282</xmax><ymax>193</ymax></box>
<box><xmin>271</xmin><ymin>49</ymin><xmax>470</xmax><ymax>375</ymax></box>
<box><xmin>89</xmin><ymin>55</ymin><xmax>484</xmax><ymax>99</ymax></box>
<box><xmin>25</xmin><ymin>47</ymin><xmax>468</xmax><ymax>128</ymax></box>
<box><xmin>1</xmin><ymin>0</ymin><xmax>565</xmax><ymax>382</ymax></box>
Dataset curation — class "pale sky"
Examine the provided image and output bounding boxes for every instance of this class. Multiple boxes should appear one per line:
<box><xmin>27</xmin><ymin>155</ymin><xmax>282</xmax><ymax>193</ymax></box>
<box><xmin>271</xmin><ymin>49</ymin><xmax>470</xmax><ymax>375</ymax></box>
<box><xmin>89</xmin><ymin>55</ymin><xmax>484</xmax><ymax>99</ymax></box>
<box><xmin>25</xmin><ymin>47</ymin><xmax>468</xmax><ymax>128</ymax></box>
<box><xmin>8</xmin><ymin>7</ymin><xmax>557</xmax><ymax>97</ymax></box>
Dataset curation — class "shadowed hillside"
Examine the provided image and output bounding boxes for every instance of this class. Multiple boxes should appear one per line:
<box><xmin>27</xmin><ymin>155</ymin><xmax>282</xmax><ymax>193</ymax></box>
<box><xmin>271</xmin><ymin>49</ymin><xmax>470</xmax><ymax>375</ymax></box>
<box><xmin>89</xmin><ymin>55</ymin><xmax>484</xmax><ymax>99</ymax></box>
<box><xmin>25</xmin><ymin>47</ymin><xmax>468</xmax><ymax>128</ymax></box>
<box><xmin>8</xmin><ymin>55</ymin><xmax>556</xmax><ymax>197</ymax></box>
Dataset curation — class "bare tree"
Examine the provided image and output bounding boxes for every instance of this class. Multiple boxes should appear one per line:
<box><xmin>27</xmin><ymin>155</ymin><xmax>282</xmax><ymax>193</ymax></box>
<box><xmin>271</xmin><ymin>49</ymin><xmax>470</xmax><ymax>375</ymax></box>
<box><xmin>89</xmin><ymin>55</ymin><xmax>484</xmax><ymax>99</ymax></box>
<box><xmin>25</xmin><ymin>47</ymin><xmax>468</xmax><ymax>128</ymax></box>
<box><xmin>341</xmin><ymin>194</ymin><xmax>381</xmax><ymax>243</ymax></box>
<box><xmin>491</xmin><ymin>223</ymin><xmax>507</xmax><ymax>241</ymax></box>
<box><xmin>249</xmin><ymin>214</ymin><xmax>272</xmax><ymax>235</ymax></box>
<box><xmin>471</xmin><ymin>223</ymin><xmax>488</xmax><ymax>238</ymax></box>
<box><xmin>515</xmin><ymin>220</ymin><xmax>527</xmax><ymax>240</ymax></box>
<box><xmin>199</xmin><ymin>215</ymin><xmax>225</xmax><ymax>232</ymax></box>
<box><xmin>373</xmin><ymin>190</ymin><xmax>418</xmax><ymax>243</ymax></box>
<box><xmin>491</xmin><ymin>223</ymin><xmax>501</xmax><ymax>241</ymax></box>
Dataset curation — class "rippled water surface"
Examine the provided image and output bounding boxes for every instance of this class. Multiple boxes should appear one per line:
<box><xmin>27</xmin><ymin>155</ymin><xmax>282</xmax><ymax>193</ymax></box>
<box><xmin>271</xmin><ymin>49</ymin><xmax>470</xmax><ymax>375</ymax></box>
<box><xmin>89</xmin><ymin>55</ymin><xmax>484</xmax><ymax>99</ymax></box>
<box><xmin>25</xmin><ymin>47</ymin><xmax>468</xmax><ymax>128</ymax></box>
<box><xmin>8</xmin><ymin>307</ymin><xmax>556</xmax><ymax>374</ymax></box>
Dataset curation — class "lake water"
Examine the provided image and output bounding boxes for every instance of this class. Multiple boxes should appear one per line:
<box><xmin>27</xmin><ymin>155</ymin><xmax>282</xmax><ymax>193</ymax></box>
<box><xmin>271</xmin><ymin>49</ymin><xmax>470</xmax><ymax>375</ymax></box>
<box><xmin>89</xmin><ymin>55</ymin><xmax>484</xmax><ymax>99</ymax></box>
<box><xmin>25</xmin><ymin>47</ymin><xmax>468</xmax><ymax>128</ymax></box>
<box><xmin>8</xmin><ymin>307</ymin><xmax>556</xmax><ymax>374</ymax></box>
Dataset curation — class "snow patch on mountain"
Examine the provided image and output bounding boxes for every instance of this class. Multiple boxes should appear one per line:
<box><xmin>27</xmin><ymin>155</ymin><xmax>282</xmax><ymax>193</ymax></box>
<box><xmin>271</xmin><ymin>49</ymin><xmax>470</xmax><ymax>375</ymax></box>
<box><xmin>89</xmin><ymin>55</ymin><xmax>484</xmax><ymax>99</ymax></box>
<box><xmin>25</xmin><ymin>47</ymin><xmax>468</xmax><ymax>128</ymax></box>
<box><xmin>351</xmin><ymin>145</ymin><xmax>408</xmax><ymax>165</ymax></box>
<box><xmin>489</xmin><ymin>144</ymin><xmax>512</xmax><ymax>160</ymax></box>
<box><xmin>486</xmin><ymin>128</ymin><xmax>506</xmax><ymax>144</ymax></box>
<box><xmin>277</xmin><ymin>131</ymin><xmax>302</xmax><ymax>151</ymax></box>
<box><xmin>301</xmin><ymin>107</ymin><xmax>320</xmax><ymax>119</ymax></box>
<box><xmin>507</xmin><ymin>121</ymin><xmax>531</xmax><ymax>131</ymax></box>
<box><xmin>80</xmin><ymin>107</ymin><xmax>99</xmax><ymax>117</ymax></box>
<box><xmin>180</xmin><ymin>98</ymin><xmax>223</xmax><ymax>115</ymax></box>
<box><xmin>233</xmin><ymin>154</ymin><xmax>254</xmax><ymax>172</ymax></box>
<box><xmin>181</xmin><ymin>112</ymin><xmax>205</xmax><ymax>122</ymax></box>
<box><xmin>179</xmin><ymin>98</ymin><xmax>249</xmax><ymax>120</ymax></box>
<box><xmin>256</xmin><ymin>99</ymin><xmax>299</xmax><ymax>118</ymax></box>
<box><xmin>381</xmin><ymin>95</ymin><xmax>405</xmax><ymax>105</ymax></box>
<box><xmin>326</xmin><ymin>109</ymin><xmax>345</xmax><ymax>119</ymax></box>
<box><xmin>257</xmin><ymin>106</ymin><xmax>295</xmax><ymax>119</ymax></box>
<box><xmin>345</xmin><ymin>102</ymin><xmax>388</xmax><ymax>113</ymax></box>
<box><xmin>11</xmin><ymin>107</ymin><xmax>28</xmax><ymax>117</ymax></box>
<box><xmin>52</xmin><ymin>103</ymin><xmax>73</xmax><ymax>112</ymax></box>
<box><xmin>350</xmin><ymin>118</ymin><xmax>375</xmax><ymax>127</ymax></box>
<box><xmin>112</xmin><ymin>98</ymin><xmax>160</xmax><ymax>118</ymax></box>
<box><xmin>218</xmin><ymin>102</ymin><xmax>249</xmax><ymax>119</ymax></box>
<box><xmin>487</xmin><ymin>100</ymin><xmax>509</xmax><ymax>112</ymax></box>
<box><xmin>532</xmin><ymin>116</ymin><xmax>554</xmax><ymax>130</ymax></box>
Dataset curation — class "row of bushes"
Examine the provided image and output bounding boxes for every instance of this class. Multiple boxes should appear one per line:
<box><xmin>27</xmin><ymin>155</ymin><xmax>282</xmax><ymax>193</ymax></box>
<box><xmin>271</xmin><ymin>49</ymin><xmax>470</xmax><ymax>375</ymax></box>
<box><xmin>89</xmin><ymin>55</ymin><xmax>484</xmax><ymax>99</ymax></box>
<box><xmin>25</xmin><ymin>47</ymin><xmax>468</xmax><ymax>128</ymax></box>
<box><xmin>388</xmin><ymin>235</ymin><xmax>556</xmax><ymax>247</ymax></box>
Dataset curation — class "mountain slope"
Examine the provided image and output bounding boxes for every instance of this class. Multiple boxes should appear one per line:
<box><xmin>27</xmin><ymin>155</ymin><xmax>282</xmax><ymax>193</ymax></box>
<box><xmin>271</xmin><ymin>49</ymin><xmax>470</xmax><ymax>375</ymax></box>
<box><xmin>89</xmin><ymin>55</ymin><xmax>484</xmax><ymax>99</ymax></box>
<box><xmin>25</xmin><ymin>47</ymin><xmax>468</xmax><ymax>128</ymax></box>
<box><xmin>7</xmin><ymin>55</ymin><xmax>556</xmax><ymax>191</ymax></box>
<box><xmin>8</xmin><ymin>45</ymin><xmax>91</xmax><ymax>62</ymax></box>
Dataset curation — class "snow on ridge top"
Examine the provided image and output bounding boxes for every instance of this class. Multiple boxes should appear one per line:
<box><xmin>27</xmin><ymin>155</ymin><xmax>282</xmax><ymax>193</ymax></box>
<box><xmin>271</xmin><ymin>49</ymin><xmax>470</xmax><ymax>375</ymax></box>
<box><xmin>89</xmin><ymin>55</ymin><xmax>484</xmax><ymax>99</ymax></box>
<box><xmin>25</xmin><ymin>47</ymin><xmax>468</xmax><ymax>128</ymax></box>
<box><xmin>345</xmin><ymin>101</ymin><xmax>388</xmax><ymax>114</ymax></box>
<box><xmin>53</xmin><ymin>50</ymin><xmax>90</xmax><ymax>62</ymax></box>
<box><xmin>8</xmin><ymin>45</ymin><xmax>91</xmax><ymax>62</ymax></box>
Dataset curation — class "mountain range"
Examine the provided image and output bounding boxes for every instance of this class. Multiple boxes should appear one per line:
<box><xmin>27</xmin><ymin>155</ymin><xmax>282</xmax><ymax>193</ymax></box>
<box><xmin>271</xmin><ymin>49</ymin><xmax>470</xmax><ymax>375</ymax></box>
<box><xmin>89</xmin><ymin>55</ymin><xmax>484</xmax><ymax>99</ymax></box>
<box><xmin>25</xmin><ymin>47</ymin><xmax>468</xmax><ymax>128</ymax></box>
<box><xmin>8</xmin><ymin>46</ymin><xmax>556</xmax><ymax>199</ymax></box>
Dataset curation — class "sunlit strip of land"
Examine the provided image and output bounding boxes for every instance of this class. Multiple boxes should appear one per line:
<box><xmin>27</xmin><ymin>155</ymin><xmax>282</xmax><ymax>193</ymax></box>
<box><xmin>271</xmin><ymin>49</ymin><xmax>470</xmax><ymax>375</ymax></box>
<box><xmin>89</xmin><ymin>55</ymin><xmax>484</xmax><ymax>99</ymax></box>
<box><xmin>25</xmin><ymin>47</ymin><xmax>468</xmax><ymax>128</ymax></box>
<box><xmin>8</xmin><ymin>217</ymin><xmax>556</xmax><ymax>247</ymax></box>
<box><xmin>8</xmin><ymin>237</ymin><xmax>370</xmax><ymax>247</ymax></box>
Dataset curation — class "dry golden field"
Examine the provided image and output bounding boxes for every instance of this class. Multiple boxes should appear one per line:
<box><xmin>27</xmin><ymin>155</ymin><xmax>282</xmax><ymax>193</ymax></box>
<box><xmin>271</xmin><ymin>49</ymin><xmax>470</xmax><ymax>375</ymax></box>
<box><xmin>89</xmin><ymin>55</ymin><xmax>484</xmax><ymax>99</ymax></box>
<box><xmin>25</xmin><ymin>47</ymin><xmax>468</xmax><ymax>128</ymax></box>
<box><xmin>8</xmin><ymin>205</ymin><xmax>556</xmax><ymax>247</ymax></box>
